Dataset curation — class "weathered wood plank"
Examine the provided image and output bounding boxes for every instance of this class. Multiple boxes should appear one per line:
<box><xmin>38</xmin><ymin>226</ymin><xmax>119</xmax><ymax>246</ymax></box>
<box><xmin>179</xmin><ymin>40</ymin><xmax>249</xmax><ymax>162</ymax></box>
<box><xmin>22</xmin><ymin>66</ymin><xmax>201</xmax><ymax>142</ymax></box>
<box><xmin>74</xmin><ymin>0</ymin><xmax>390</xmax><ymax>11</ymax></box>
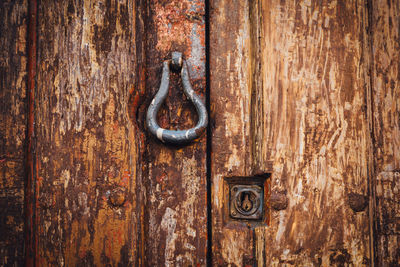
<box><xmin>209</xmin><ymin>0</ymin><xmax>254</xmax><ymax>265</ymax></box>
<box><xmin>371</xmin><ymin>0</ymin><xmax>400</xmax><ymax>265</ymax></box>
<box><xmin>371</xmin><ymin>0</ymin><xmax>400</xmax><ymax>173</ymax></box>
<box><xmin>32</xmin><ymin>0</ymin><xmax>207</xmax><ymax>265</ymax></box>
<box><xmin>210</xmin><ymin>0</ymin><xmax>371</xmax><ymax>265</ymax></box>
<box><xmin>0</xmin><ymin>1</ymin><xmax>27</xmax><ymax>266</ymax></box>
<box><xmin>35</xmin><ymin>1</ymin><xmax>140</xmax><ymax>265</ymax></box>
<box><xmin>138</xmin><ymin>0</ymin><xmax>208</xmax><ymax>265</ymax></box>
<box><xmin>258</xmin><ymin>1</ymin><xmax>371</xmax><ymax>265</ymax></box>
<box><xmin>376</xmin><ymin>171</ymin><xmax>400</xmax><ymax>266</ymax></box>
<box><xmin>209</xmin><ymin>0</ymin><xmax>257</xmax><ymax>264</ymax></box>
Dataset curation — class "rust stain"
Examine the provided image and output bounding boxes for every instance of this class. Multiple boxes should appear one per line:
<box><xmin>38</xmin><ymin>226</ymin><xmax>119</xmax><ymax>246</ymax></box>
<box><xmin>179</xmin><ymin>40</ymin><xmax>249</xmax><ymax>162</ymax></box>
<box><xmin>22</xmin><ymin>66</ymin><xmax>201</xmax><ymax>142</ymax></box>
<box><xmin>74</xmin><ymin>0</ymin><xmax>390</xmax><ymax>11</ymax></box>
<box><xmin>348</xmin><ymin>192</ymin><xmax>368</xmax><ymax>212</ymax></box>
<box><xmin>109</xmin><ymin>187</ymin><xmax>127</xmax><ymax>207</ymax></box>
<box><xmin>5</xmin><ymin>0</ymin><xmax>396</xmax><ymax>265</ymax></box>
<box><xmin>139</xmin><ymin>0</ymin><xmax>207</xmax><ymax>265</ymax></box>
<box><xmin>210</xmin><ymin>0</ymin><xmax>372</xmax><ymax>265</ymax></box>
<box><xmin>32</xmin><ymin>1</ymin><xmax>140</xmax><ymax>265</ymax></box>
<box><xmin>376</xmin><ymin>172</ymin><xmax>400</xmax><ymax>265</ymax></box>
<box><xmin>270</xmin><ymin>191</ymin><xmax>288</xmax><ymax>211</ymax></box>
<box><xmin>370</xmin><ymin>1</ymin><xmax>400</xmax><ymax>265</ymax></box>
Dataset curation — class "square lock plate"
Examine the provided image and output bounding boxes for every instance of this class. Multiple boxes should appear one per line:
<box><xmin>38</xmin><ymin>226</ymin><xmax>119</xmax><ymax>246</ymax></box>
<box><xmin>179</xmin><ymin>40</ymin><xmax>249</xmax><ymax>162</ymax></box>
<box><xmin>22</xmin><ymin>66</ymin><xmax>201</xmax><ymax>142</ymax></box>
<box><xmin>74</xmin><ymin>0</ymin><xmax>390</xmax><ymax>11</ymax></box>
<box><xmin>229</xmin><ymin>184</ymin><xmax>263</xmax><ymax>220</ymax></box>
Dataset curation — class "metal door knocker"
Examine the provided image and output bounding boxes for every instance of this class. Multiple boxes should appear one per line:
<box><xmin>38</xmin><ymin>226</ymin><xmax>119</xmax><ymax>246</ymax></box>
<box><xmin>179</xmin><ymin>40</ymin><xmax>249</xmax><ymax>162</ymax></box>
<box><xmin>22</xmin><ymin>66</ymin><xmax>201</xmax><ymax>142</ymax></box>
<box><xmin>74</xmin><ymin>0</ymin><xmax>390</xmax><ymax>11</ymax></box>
<box><xmin>146</xmin><ymin>52</ymin><xmax>208</xmax><ymax>145</ymax></box>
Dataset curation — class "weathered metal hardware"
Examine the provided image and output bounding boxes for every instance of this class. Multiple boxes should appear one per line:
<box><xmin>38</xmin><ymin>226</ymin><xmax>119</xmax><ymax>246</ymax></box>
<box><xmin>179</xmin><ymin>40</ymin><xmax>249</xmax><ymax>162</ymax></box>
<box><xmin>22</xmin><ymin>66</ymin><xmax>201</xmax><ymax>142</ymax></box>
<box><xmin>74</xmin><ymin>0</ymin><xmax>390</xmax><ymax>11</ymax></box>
<box><xmin>230</xmin><ymin>184</ymin><xmax>263</xmax><ymax>220</ymax></box>
<box><xmin>348</xmin><ymin>192</ymin><xmax>368</xmax><ymax>212</ymax></box>
<box><xmin>270</xmin><ymin>191</ymin><xmax>288</xmax><ymax>211</ymax></box>
<box><xmin>146</xmin><ymin>51</ymin><xmax>208</xmax><ymax>145</ymax></box>
<box><xmin>108</xmin><ymin>188</ymin><xmax>126</xmax><ymax>207</ymax></box>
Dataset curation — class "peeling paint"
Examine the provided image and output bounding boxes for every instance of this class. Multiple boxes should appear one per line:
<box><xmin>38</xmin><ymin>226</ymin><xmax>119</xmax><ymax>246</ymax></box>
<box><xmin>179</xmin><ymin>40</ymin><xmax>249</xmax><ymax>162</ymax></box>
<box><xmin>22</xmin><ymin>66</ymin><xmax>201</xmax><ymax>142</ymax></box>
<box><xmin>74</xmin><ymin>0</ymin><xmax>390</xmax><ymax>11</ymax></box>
<box><xmin>210</xmin><ymin>0</ymin><xmax>373</xmax><ymax>265</ymax></box>
<box><xmin>161</xmin><ymin>207</ymin><xmax>178</xmax><ymax>266</ymax></box>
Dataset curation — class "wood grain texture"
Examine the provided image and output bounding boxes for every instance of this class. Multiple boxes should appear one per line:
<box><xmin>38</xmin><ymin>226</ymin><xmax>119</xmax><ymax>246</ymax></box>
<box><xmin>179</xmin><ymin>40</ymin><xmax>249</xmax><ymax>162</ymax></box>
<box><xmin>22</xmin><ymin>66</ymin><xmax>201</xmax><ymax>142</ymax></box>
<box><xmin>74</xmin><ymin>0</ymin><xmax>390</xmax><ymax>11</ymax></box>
<box><xmin>35</xmin><ymin>1</ymin><xmax>140</xmax><ymax>265</ymax></box>
<box><xmin>376</xmin><ymin>171</ymin><xmax>400</xmax><ymax>266</ymax></box>
<box><xmin>0</xmin><ymin>1</ymin><xmax>27</xmax><ymax>266</ymax></box>
<box><xmin>210</xmin><ymin>0</ymin><xmax>371</xmax><ymax>265</ymax></box>
<box><xmin>209</xmin><ymin>0</ymin><xmax>254</xmax><ymax>265</ymax></box>
<box><xmin>138</xmin><ymin>1</ymin><xmax>208</xmax><ymax>265</ymax></box>
<box><xmin>371</xmin><ymin>0</ymin><xmax>400</xmax><ymax>173</ymax></box>
<box><xmin>32</xmin><ymin>0</ymin><xmax>207</xmax><ymax>265</ymax></box>
<box><xmin>371</xmin><ymin>0</ymin><xmax>400</xmax><ymax>265</ymax></box>
<box><xmin>1</xmin><ymin>0</ymin><xmax>395</xmax><ymax>265</ymax></box>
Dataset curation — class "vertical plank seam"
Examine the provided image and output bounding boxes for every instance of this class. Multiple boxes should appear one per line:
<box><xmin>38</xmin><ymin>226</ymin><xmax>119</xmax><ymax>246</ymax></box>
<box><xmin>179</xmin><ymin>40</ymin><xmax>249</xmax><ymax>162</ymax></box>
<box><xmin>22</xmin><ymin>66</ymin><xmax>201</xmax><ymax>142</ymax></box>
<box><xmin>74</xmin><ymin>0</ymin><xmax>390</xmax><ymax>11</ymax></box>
<box><xmin>25</xmin><ymin>0</ymin><xmax>37</xmax><ymax>266</ymax></box>
<box><xmin>133</xmin><ymin>0</ymin><xmax>147</xmax><ymax>265</ymax></box>
<box><xmin>249</xmin><ymin>0</ymin><xmax>264</xmax><ymax>174</ymax></box>
<box><xmin>365</xmin><ymin>0</ymin><xmax>377</xmax><ymax>266</ymax></box>
<box><xmin>205</xmin><ymin>0</ymin><xmax>212</xmax><ymax>265</ymax></box>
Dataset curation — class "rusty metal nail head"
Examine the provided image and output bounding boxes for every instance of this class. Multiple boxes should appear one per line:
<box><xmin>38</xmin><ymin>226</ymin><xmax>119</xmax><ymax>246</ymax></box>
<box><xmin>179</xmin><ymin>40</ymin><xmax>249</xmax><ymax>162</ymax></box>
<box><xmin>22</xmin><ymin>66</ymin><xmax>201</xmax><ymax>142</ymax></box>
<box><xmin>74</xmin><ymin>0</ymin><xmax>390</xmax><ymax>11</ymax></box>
<box><xmin>109</xmin><ymin>188</ymin><xmax>126</xmax><ymax>207</ymax></box>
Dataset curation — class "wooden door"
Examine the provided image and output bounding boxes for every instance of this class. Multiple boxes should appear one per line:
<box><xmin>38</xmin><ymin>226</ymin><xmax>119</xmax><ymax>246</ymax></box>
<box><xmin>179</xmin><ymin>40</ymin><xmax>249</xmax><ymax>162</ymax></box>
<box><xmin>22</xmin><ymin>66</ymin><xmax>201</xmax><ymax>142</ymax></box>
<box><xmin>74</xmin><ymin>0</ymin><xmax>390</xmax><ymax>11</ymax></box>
<box><xmin>209</xmin><ymin>0</ymin><xmax>399</xmax><ymax>266</ymax></box>
<box><xmin>0</xmin><ymin>0</ymin><xmax>399</xmax><ymax>266</ymax></box>
<box><xmin>18</xmin><ymin>0</ymin><xmax>208</xmax><ymax>266</ymax></box>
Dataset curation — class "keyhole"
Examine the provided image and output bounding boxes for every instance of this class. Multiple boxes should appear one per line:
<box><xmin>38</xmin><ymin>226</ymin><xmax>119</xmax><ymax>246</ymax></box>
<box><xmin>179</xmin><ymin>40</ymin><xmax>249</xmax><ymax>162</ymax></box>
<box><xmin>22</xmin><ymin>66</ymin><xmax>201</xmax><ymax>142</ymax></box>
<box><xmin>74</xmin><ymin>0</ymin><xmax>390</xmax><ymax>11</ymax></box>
<box><xmin>241</xmin><ymin>193</ymin><xmax>253</xmax><ymax>211</ymax></box>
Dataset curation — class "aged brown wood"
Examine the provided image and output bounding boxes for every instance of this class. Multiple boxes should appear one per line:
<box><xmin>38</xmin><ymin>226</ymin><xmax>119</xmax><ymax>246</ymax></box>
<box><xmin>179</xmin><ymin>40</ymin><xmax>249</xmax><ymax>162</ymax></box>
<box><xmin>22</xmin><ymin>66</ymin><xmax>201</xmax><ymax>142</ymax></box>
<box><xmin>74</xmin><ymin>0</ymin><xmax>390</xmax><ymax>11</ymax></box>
<box><xmin>0</xmin><ymin>1</ymin><xmax>28</xmax><ymax>266</ymax></box>
<box><xmin>210</xmin><ymin>0</ymin><xmax>372</xmax><ymax>265</ymax></box>
<box><xmin>375</xmin><ymin>171</ymin><xmax>400</xmax><ymax>266</ymax></box>
<box><xmin>1</xmin><ymin>0</ymin><xmax>398</xmax><ymax>265</ymax></box>
<box><xmin>34</xmin><ymin>1</ymin><xmax>141</xmax><ymax>265</ymax></box>
<box><xmin>370</xmin><ymin>0</ymin><xmax>400</xmax><ymax>265</ymax></box>
<box><xmin>29</xmin><ymin>0</ymin><xmax>207</xmax><ymax>265</ymax></box>
<box><xmin>138</xmin><ymin>1</ymin><xmax>208</xmax><ymax>265</ymax></box>
<box><xmin>209</xmin><ymin>1</ymin><xmax>254</xmax><ymax>264</ymax></box>
<box><xmin>26</xmin><ymin>0</ymin><xmax>37</xmax><ymax>265</ymax></box>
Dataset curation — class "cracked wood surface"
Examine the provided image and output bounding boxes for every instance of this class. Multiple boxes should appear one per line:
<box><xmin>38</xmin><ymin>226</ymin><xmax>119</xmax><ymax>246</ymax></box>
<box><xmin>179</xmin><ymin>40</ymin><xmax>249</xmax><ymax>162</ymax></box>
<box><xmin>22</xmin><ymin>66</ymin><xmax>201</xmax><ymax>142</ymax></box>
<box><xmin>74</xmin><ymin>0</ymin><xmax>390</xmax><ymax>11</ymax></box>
<box><xmin>138</xmin><ymin>0</ymin><xmax>207</xmax><ymax>265</ymax></box>
<box><xmin>371</xmin><ymin>0</ymin><xmax>400</xmax><ymax>265</ymax></box>
<box><xmin>31</xmin><ymin>0</ymin><xmax>206</xmax><ymax>265</ymax></box>
<box><xmin>0</xmin><ymin>1</ymin><xmax>27</xmax><ymax>266</ymax></box>
<box><xmin>34</xmin><ymin>1</ymin><xmax>140</xmax><ymax>265</ymax></box>
<box><xmin>1</xmin><ymin>0</ymin><xmax>398</xmax><ymax>266</ymax></box>
<box><xmin>210</xmin><ymin>0</ymin><xmax>372</xmax><ymax>265</ymax></box>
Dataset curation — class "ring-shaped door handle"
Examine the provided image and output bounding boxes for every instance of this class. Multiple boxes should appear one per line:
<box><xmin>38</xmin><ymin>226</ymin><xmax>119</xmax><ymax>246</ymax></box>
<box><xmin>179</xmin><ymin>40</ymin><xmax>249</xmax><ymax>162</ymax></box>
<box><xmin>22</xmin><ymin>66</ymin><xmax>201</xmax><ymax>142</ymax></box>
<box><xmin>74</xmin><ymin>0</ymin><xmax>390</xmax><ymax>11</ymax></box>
<box><xmin>146</xmin><ymin>52</ymin><xmax>208</xmax><ymax>145</ymax></box>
